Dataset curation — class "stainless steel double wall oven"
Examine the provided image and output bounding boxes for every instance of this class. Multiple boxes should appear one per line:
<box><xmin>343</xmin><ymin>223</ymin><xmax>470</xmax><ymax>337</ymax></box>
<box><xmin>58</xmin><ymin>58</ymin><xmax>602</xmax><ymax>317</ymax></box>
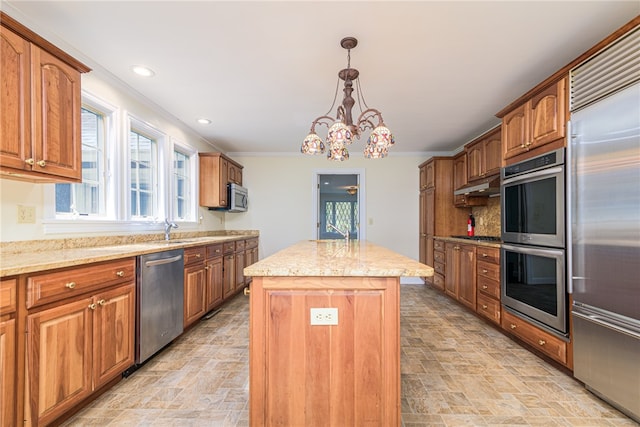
<box><xmin>500</xmin><ymin>149</ymin><xmax>568</xmax><ymax>337</ymax></box>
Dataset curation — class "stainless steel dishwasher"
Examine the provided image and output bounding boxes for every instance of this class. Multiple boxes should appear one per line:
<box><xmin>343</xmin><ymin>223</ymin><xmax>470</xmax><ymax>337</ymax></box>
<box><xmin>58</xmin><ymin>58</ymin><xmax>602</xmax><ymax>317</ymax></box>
<box><xmin>136</xmin><ymin>249</ymin><xmax>184</xmax><ymax>364</ymax></box>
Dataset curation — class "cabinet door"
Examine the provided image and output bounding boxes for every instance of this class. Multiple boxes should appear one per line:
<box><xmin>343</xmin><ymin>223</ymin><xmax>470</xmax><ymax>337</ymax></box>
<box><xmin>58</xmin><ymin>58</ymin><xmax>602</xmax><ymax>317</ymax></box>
<box><xmin>457</xmin><ymin>245</ymin><xmax>476</xmax><ymax>309</ymax></box>
<box><xmin>529</xmin><ymin>78</ymin><xmax>566</xmax><ymax>150</ymax></box>
<box><xmin>27</xmin><ymin>297</ymin><xmax>93</xmax><ymax>426</ymax></box>
<box><xmin>31</xmin><ymin>46</ymin><xmax>82</xmax><ymax>181</ymax></box>
<box><xmin>223</xmin><ymin>254</ymin><xmax>235</xmax><ymax>298</ymax></box>
<box><xmin>219</xmin><ymin>158</ymin><xmax>229</xmax><ymax>205</ymax></box>
<box><xmin>419</xmin><ymin>191</ymin><xmax>427</xmax><ymax>264</ymax></box>
<box><xmin>425</xmin><ymin>161</ymin><xmax>435</xmax><ymax>189</ymax></box>
<box><xmin>184</xmin><ymin>263</ymin><xmax>207</xmax><ymax>327</ymax></box>
<box><xmin>205</xmin><ymin>257</ymin><xmax>223</xmax><ymax>311</ymax></box>
<box><xmin>483</xmin><ymin>130</ymin><xmax>502</xmax><ymax>176</ymax></box>
<box><xmin>0</xmin><ymin>318</ymin><xmax>16</xmax><ymax>427</ymax></box>
<box><xmin>0</xmin><ymin>27</ymin><xmax>31</xmax><ymax>172</ymax></box>
<box><xmin>419</xmin><ymin>165</ymin><xmax>427</xmax><ymax>191</ymax></box>
<box><xmin>235</xmin><ymin>250</ymin><xmax>245</xmax><ymax>291</ymax></box>
<box><xmin>93</xmin><ymin>284</ymin><xmax>135</xmax><ymax>389</ymax></box>
<box><xmin>444</xmin><ymin>243</ymin><xmax>458</xmax><ymax>298</ymax></box>
<box><xmin>502</xmin><ymin>103</ymin><xmax>529</xmax><ymax>161</ymax></box>
<box><xmin>466</xmin><ymin>141</ymin><xmax>483</xmax><ymax>181</ymax></box>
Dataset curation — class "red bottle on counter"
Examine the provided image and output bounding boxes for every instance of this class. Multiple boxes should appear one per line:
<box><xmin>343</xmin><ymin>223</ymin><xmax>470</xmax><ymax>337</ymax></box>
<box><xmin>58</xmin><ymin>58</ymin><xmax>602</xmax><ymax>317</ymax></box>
<box><xmin>467</xmin><ymin>214</ymin><xmax>475</xmax><ymax>236</ymax></box>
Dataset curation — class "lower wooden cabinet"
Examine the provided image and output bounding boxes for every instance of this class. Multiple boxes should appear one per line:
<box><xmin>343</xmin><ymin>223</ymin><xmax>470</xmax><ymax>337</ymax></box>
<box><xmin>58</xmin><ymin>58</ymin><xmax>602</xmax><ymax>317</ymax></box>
<box><xmin>184</xmin><ymin>262</ymin><xmax>207</xmax><ymax>328</ymax></box>
<box><xmin>1</xmin><ymin>277</ymin><xmax>17</xmax><ymax>427</ymax></box>
<box><xmin>476</xmin><ymin>247</ymin><xmax>501</xmax><ymax>325</ymax></box>
<box><xmin>444</xmin><ymin>242</ymin><xmax>476</xmax><ymax>309</ymax></box>
<box><xmin>502</xmin><ymin>309</ymin><xmax>568</xmax><ymax>365</ymax></box>
<box><xmin>25</xmin><ymin>282</ymin><xmax>134</xmax><ymax>426</ymax></box>
<box><xmin>205</xmin><ymin>245</ymin><xmax>224</xmax><ymax>312</ymax></box>
<box><xmin>249</xmin><ymin>276</ymin><xmax>400</xmax><ymax>426</ymax></box>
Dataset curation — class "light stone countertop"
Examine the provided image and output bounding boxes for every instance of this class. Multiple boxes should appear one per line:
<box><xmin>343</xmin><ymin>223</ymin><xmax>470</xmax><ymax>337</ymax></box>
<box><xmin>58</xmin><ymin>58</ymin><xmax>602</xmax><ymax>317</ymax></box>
<box><xmin>0</xmin><ymin>234</ymin><xmax>256</xmax><ymax>277</ymax></box>
<box><xmin>244</xmin><ymin>240</ymin><xmax>434</xmax><ymax>277</ymax></box>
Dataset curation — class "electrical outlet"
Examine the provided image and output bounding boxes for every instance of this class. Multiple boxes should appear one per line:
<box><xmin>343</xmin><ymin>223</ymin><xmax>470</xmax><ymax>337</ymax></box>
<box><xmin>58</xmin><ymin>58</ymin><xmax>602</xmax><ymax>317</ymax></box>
<box><xmin>310</xmin><ymin>308</ymin><xmax>338</xmax><ymax>326</ymax></box>
<box><xmin>17</xmin><ymin>205</ymin><xmax>36</xmax><ymax>224</ymax></box>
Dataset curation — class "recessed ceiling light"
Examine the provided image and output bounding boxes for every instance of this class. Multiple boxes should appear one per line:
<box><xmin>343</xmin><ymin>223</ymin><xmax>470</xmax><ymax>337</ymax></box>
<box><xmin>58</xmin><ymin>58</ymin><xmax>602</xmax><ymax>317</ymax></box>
<box><xmin>131</xmin><ymin>65</ymin><xmax>155</xmax><ymax>77</ymax></box>
<box><xmin>196</xmin><ymin>118</ymin><xmax>212</xmax><ymax>125</ymax></box>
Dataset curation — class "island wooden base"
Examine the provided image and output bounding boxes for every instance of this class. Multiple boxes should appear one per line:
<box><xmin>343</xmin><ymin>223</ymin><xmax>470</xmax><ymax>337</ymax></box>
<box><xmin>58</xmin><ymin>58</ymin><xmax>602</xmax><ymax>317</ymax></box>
<box><xmin>249</xmin><ymin>276</ymin><xmax>400</xmax><ymax>426</ymax></box>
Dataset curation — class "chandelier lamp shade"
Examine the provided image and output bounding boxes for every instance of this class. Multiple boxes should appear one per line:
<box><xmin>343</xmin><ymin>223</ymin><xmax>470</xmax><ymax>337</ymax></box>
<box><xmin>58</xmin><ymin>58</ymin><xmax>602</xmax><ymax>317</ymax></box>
<box><xmin>300</xmin><ymin>37</ymin><xmax>395</xmax><ymax>161</ymax></box>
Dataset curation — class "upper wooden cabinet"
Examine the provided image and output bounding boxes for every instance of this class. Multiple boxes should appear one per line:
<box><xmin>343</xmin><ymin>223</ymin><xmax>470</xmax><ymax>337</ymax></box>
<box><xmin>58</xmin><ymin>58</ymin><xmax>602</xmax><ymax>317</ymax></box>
<box><xmin>199</xmin><ymin>152</ymin><xmax>244</xmax><ymax>208</ymax></box>
<box><xmin>499</xmin><ymin>77</ymin><xmax>567</xmax><ymax>163</ymax></box>
<box><xmin>466</xmin><ymin>126</ymin><xmax>502</xmax><ymax>181</ymax></box>
<box><xmin>0</xmin><ymin>12</ymin><xmax>91</xmax><ymax>183</ymax></box>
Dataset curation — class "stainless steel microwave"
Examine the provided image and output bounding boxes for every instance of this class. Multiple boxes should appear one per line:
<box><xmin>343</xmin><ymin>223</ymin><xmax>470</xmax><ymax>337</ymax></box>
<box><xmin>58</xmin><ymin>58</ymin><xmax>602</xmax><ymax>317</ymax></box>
<box><xmin>501</xmin><ymin>149</ymin><xmax>565</xmax><ymax>248</ymax></box>
<box><xmin>228</xmin><ymin>183</ymin><xmax>248</xmax><ymax>212</ymax></box>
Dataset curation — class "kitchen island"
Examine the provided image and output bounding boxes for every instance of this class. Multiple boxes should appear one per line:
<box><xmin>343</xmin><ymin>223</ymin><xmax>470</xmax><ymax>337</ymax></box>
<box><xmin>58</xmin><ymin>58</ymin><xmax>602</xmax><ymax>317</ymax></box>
<box><xmin>244</xmin><ymin>240</ymin><xmax>433</xmax><ymax>426</ymax></box>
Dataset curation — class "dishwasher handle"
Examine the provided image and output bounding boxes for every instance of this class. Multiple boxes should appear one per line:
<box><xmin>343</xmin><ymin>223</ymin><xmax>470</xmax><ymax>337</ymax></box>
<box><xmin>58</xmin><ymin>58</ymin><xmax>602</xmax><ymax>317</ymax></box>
<box><xmin>144</xmin><ymin>254</ymin><xmax>183</xmax><ymax>267</ymax></box>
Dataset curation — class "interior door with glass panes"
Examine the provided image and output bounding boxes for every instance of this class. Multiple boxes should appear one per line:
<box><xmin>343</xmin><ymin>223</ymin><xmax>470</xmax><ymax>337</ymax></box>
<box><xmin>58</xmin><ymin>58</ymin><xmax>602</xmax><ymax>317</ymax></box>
<box><xmin>318</xmin><ymin>174</ymin><xmax>359</xmax><ymax>240</ymax></box>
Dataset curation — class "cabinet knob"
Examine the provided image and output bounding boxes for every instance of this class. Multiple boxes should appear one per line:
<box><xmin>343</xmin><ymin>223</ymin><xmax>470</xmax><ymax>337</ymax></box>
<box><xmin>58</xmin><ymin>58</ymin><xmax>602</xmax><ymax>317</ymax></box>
<box><xmin>196</xmin><ymin>253</ymin><xmax>201</xmax><ymax>258</ymax></box>
<box><xmin>25</xmin><ymin>158</ymin><xmax>35</xmax><ymax>165</ymax></box>
<box><xmin>65</xmin><ymin>282</ymin><xmax>76</xmax><ymax>289</ymax></box>
<box><xmin>98</xmin><ymin>299</ymin><xmax>106</xmax><ymax>306</ymax></box>
<box><xmin>482</xmin><ymin>269</ymin><xmax>488</xmax><ymax>274</ymax></box>
<box><xmin>482</xmin><ymin>253</ymin><xmax>488</xmax><ymax>258</ymax></box>
<box><xmin>89</xmin><ymin>303</ymin><xmax>97</xmax><ymax>310</ymax></box>
<box><xmin>115</xmin><ymin>270</ymin><xmax>125</xmax><ymax>277</ymax></box>
<box><xmin>482</xmin><ymin>285</ymin><xmax>488</xmax><ymax>290</ymax></box>
<box><xmin>205</xmin><ymin>265</ymin><xmax>210</xmax><ymax>270</ymax></box>
<box><xmin>482</xmin><ymin>304</ymin><xmax>488</xmax><ymax>310</ymax></box>
<box><xmin>538</xmin><ymin>340</ymin><xmax>546</xmax><ymax>346</ymax></box>
<box><xmin>243</xmin><ymin>287</ymin><xmax>250</xmax><ymax>296</ymax></box>
<box><xmin>510</xmin><ymin>324</ymin><xmax>517</xmax><ymax>329</ymax></box>
<box><xmin>37</xmin><ymin>160</ymin><xmax>46</xmax><ymax>167</ymax></box>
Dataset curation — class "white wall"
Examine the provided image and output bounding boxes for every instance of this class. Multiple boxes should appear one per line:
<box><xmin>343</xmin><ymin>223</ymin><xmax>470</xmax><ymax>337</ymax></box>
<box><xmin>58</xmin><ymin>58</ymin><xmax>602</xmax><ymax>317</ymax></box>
<box><xmin>225</xmin><ymin>154</ymin><xmax>431</xmax><ymax>260</ymax></box>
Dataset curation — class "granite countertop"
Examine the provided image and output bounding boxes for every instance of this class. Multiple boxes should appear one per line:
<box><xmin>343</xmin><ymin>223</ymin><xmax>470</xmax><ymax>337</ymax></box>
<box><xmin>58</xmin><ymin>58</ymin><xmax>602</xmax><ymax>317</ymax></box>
<box><xmin>435</xmin><ymin>236</ymin><xmax>502</xmax><ymax>248</ymax></box>
<box><xmin>0</xmin><ymin>233</ymin><xmax>257</xmax><ymax>277</ymax></box>
<box><xmin>244</xmin><ymin>240</ymin><xmax>434</xmax><ymax>277</ymax></box>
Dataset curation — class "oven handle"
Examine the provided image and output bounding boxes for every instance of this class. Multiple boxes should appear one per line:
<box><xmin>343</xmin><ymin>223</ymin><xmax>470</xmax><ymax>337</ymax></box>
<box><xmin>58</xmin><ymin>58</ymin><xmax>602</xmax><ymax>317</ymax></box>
<box><xmin>502</xmin><ymin>243</ymin><xmax>564</xmax><ymax>257</ymax></box>
<box><xmin>502</xmin><ymin>166</ymin><xmax>564</xmax><ymax>186</ymax></box>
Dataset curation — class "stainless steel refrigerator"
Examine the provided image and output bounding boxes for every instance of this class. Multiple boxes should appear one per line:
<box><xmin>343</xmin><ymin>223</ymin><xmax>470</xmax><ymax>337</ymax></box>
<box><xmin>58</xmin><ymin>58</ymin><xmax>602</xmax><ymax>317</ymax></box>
<box><xmin>569</xmin><ymin>27</ymin><xmax>640</xmax><ymax>422</ymax></box>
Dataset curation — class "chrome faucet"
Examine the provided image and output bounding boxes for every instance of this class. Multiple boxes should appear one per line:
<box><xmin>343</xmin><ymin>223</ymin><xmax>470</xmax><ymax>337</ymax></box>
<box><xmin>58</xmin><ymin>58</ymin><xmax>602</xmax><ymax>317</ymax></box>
<box><xmin>328</xmin><ymin>223</ymin><xmax>349</xmax><ymax>241</ymax></box>
<box><xmin>164</xmin><ymin>218</ymin><xmax>178</xmax><ymax>241</ymax></box>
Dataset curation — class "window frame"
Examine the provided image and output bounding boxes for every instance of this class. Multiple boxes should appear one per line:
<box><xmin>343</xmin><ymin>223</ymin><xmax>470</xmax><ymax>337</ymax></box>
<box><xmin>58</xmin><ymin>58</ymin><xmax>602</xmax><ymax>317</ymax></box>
<box><xmin>171</xmin><ymin>138</ymin><xmax>198</xmax><ymax>222</ymax></box>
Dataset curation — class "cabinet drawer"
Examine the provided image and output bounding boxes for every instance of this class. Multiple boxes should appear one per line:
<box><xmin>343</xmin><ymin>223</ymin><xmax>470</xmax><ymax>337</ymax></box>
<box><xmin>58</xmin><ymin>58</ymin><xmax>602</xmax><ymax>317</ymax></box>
<box><xmin>432</xmin><ymin>273</ymin><xmax>445</xmax><ymax>291</ymax></box>
<box><xmin>434</xmin><ymin>240</ymin><xmax>445</xmax><ymax>252</ymax></box>
<box><xmin>245</xmin><ymin>238</ymin><xmax>259</xmax><ymax>249</ymax></box>
<box><xmin>0</xmin><ymin>278</ymin><xmax>17</xmax><ymax>314</ymax></box>
<box><xmin>434</xmin><ymin>261</ymin><xmax>445</xmax><ymax>276</ymax></box>
<box><xmin>433</xmin><ymin>250</ymin><xmax>445</xmax><ymax>264</ymax></box>
<box><xmin>27</xmin><ymin>258</ymin><xmax>135</xmax><ymax>308</ymax></box>
<box><xmin>476</xmin><ymin>293</ymin><xmax>501</xmax><ymax>325</ymax></box>
<box><xmin>477</xmin><ymin>260</ymin><xmax>500</xmax><ymax>282</ymax></box>
<box><xmin>206</xmin><ymin>243</ymin><xmax>224</xmax><ymax>259</ymax></box>
<box><xmin>478</xmin><ymin>276</ymin><xmax>500</xmax><ymax>300</ymax></box>
<box><xmin>502</xmin><ymin>310</ymin><xmax>567</xmax><ymax>365</ymax></box>
<box><xmin>184</xmin><ymin>246</ymin><xmax>206</xmax><ymax>265</ymax></box>
<box><xmin>234</xmin><ymin>239</ymin><xmax>246</xmax><ymax>252</ymax></box>
<box><xmin>477</xmin><ymin>246</ymin><xmax>500</xmax><ymax>264</ymax></box>
<box><xmin>223</xmin><ymin>242</ymin><xmax>235</xmax><ymax>255</ymax></box>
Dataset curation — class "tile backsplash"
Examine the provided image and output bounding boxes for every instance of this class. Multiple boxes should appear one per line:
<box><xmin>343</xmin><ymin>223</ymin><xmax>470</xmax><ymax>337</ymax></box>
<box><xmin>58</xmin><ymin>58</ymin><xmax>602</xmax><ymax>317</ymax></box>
<box><xmin>471</xmin><ymin>197</ymin><xmax>501</xmax><ymax>236</ymax></box>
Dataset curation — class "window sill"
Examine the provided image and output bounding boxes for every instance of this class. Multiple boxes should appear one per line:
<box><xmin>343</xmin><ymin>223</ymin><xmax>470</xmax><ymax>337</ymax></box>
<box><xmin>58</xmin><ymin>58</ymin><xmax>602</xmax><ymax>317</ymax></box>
<box><xmin>43</xmin><ymin>218</ymin><xmax>200</xmax><ymax>235</ymax></box>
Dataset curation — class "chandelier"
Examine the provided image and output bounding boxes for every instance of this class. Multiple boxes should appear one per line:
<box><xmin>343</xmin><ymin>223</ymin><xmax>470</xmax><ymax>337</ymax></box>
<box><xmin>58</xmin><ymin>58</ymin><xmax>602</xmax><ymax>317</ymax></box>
<box><xmin>300</xmin><ymin>37</ymin><xmax>395</xmax><ymax>161</ymax></box>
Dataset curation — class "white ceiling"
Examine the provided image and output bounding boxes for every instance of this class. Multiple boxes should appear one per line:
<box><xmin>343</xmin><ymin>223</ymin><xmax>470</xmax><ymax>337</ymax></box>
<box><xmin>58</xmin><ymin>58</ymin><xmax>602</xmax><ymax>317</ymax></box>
<box><xmin>3</xmin><ymin>1</ymin><xmax>639</xmax><ymax>156</ymax></box>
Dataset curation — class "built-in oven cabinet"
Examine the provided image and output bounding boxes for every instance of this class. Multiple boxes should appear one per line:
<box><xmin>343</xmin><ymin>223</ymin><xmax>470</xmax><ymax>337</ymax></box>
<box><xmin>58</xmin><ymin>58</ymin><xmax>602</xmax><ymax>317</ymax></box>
<box><xmin>498</xmin><ymin>76</ymin><xmax>568</xmax><ymax>165</ymax></box>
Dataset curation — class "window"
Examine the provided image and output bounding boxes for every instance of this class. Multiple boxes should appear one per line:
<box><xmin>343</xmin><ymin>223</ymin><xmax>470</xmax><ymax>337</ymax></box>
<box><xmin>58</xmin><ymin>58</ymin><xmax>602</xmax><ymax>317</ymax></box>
<box><xmin>129</xmin><ymin>130</ymin><xmax>157</xmax><ymax>218</ymax></box>
<box><xmin>55</xmin><ymin>107</ymin><xmax>107</xmax><ymax>217</ymax></box>
<box><xmin>324</xmin><ymin>200</ymin><xmax>358</xmax><ymax>234</ymax></box>
<box><xmin>173</xmin><ymin>149</ymin><xmax>190</xmax><ymax>220</ymax></box>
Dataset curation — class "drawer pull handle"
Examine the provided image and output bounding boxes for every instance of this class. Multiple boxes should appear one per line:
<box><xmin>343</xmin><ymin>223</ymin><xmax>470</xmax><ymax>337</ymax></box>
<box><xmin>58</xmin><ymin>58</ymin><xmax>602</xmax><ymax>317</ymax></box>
<box><xmin>205</xmin><ymin>266</ymin><xmax>210</xmax><ymax>270</ymax></box>
<box><xmin>482</xmin><ymin>269</ymin><xmax>488</xmax><ymax>274</ymax></box>
<box><xmin>98</xmin><ymin>299</ymin><xmax>106</xmax><ymax>306</ymax></box>
<box><xmin>65</xmin><ymin>282</ymin><xmax>77</xmax><ymax>289</ymax></box>
<box><xmin>482</xmin><ymin>253</ymin><xmax>488</xmax><ymax>257</ymax></box>
<box><xmin>482</xmin><ymin>304</ymin><xmax>488</xmax><ymax>310</ymax></box>
<box><xmin>116</xmin><ymin>271</ymin><xmax>125</xmax><ymax>277</ymax></box>
<box><xmin>89</xmin><ymin>303</ymin><xmax>97</xmax><ymax>310</ymax></box>
<box><xmin>37</xmin><ymin>160</ymin><xmax>46</xmax><ymax>167</ymax></box>
<box><xmin>482</xmin><ymin>285</ymin><xmax>488</xmax><ymax>290</ymax></box>
<box><xmin>538</xmin><ymin>340</ymin><xmax>546</xmax><ymax>346</ymax></box>
<box><xmin>196</xmin><ymin>253</ymin><xmax>201</xmax><ymax>258</ymax></box>
<box><xmin>510</xmin><ymin>324</ymin><xmax>517</xmax><ymax>329</ymax></box>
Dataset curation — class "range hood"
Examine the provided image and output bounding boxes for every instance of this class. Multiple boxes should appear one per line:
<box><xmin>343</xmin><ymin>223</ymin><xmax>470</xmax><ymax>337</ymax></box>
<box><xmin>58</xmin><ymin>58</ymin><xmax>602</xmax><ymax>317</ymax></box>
<box><xmin>454</xmin><ymin>175</ymin><xmax>500</xmax><ymax>196</ymax></box>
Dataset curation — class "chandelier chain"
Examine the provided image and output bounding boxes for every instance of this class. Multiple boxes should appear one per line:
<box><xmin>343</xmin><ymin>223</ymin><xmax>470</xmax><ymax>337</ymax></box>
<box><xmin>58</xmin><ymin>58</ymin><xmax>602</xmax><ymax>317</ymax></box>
<box><xmin>324</xmin><ymin>77</ymin><xmax>341</xmax><ymax>117</ymax></box>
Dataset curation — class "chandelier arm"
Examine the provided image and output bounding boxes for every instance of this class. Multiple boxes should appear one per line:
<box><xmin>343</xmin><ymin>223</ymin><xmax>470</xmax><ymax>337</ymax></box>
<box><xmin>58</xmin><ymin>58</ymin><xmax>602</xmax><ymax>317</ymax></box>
<box><xmin>309</xmin><ymin>115</ymin><xmax>336</xmax><ymax>133</ymax></box>
<box><xmin>355</xmin><ymin>78</ymin><xmax>370</xmax><ymax>111</ymax></box>
<box><xmin>323</xmin><ymin>77</ymin><xmax>341</xmax><ymax>116</ymax></box>
<box><xmin>356</xmin><ymin>108</ymin><xmax>385</xmax><ymax>132</ymax></box>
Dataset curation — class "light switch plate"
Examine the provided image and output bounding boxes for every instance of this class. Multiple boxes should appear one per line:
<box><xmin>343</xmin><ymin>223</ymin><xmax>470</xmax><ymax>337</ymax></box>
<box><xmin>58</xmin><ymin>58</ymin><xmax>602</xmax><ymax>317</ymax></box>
<box><xmin>310</xmin><ymin>308</ymin><xmax>338</xmax><ymax>325</ymax></box>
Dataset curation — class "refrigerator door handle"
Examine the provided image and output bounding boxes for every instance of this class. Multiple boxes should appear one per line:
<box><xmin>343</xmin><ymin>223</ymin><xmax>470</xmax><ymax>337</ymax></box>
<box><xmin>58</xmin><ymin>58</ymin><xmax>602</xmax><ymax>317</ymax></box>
<box><xmin>573</xmin><ymin>309</ymin><xmax>640</xmax><ymax>340</ymax></box>
<box><xmin>566</xmin><ymin>119</ymin><xmax>574</xmax><ymax>294</ymax></box>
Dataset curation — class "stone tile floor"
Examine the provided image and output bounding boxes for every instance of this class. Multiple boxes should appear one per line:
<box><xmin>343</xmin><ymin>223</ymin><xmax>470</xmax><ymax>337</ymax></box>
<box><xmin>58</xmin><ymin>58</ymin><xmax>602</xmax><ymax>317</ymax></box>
<box><xmin>63</xmin><ymin>283</ymin><xmax>638</xmax><ymax>426</ymax></box>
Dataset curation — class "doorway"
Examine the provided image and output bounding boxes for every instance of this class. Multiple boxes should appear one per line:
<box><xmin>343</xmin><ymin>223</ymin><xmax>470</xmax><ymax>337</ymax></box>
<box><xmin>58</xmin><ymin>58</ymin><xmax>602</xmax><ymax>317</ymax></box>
<box><xmin>312</xmin><ymin>170</ymin><xmax>365</xmax><ymax>240</ymax></box>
